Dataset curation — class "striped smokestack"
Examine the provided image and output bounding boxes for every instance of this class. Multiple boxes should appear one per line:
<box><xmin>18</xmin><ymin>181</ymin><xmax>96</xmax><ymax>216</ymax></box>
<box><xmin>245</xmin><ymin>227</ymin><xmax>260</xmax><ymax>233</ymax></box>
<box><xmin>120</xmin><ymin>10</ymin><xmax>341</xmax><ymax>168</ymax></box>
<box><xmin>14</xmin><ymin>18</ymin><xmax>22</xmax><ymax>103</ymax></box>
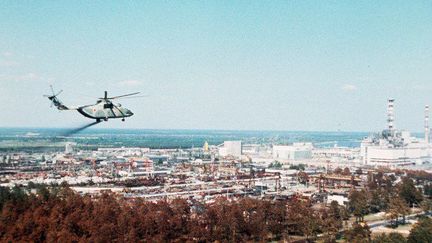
<box><xmin>425</xmin><ymin>105</ymin><xmax>430</xmax><ymax>143</ymax></box>
<box><xmin>387</xmin><ymin>99</ymin><xmax>395</xmax><ymax>132</ymax></box>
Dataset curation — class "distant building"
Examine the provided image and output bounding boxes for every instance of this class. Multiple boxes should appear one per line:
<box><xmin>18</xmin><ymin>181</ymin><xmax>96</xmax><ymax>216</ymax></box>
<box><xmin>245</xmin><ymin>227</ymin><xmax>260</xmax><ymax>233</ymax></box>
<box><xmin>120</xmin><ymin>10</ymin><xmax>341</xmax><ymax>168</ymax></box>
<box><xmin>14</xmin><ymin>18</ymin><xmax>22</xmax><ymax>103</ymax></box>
<box><xmin>272</xmin><ymin>142</ymin><xmax>313</xmax><ymax>160</ymax></box>
<box><xmin>242</xmin><ymin>144</ymin><xmax>262</xmax><ymax>156</ymax></box>
<box><xmin>65</xmin><ymin>142</ymin><xmax>75</xmax><ymax>154</ymax></box>
<box><xmin>360</xmin><ymin>133</ymin><xmax>432</xmax><ymax>166</ymax></box>
<box><xmin>96</xmin><ymin>147</ymin><xmax>150</xmax><ymax>157</ymax></box>
<box><xmin>203</xmin><ymin>141</ymin><xmax>209</xmax><ymax>152</ymax></box>
<box><xmin>130</xmin><ymin>157</ymin><xmax>153</xmax><ymax>172</ymax></box>
<box><xmin>313</xmin><ymin>147</ymin><xmax>359</xmax><ymax>160</ymax></box>
<box><xmin>360</xmin><ymin>100</ymin><xmax>432</xmax><ymax>167</ymax></box>
<box><xmin>219</xmin><ymin>141</ymin><xmax>242</xmax><ymax>158</ymax></box>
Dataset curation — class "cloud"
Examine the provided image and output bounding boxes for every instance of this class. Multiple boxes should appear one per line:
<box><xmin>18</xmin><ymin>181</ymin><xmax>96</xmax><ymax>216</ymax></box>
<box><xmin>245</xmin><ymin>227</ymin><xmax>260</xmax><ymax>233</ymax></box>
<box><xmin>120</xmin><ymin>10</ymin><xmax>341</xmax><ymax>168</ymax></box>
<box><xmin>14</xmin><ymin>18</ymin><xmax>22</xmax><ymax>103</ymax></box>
<box><xmin>341</xmin><ymin>84</ymin><xmax>357</xmax><ymax>92</ymax></box>
<box><xmin>2</xmin><ymin>52</ymin><xmax>13</xmax><ymax>57</ymax></box>
<box><xmin>17</xmin><ymin>72</ymin><xmax>39</xmax><ymax>81</ymax></box>
<box><xmin>0</xmin><ymin>60</ymin><xmax>19</xmax><ymax>67</ymax></box>
<box><xmin>117</xmin><ymin>80</ymin><xmax>142</xmax><ymax>87</ymax></box>
<box><xmin>0</xmin><ymin>51</ymin><xmax>19</xmax><ymax>67</ymax></box>
<box><xmin>0</xmin><ymin>72</ymin><xmax>40</xmax><ymax>82</ymax></box>
<box><xmin>413</xmin><ymin>84</ymin><xmax>432</xmax><ymax>92</ymax></box>
<box><xmin>84</xmin><ymin>81</ymin><xmax>95</xmax><ymax>87</ymax></box>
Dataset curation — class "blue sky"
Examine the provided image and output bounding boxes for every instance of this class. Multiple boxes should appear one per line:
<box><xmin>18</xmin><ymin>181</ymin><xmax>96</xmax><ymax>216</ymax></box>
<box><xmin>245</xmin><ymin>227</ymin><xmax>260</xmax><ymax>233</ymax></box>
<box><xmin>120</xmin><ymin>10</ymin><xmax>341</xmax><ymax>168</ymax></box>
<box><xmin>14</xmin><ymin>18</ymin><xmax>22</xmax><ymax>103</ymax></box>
<box><xmin>0</xmin><ymin>1</ymin><xmax>431</xmax><ymax>131</ymax></box>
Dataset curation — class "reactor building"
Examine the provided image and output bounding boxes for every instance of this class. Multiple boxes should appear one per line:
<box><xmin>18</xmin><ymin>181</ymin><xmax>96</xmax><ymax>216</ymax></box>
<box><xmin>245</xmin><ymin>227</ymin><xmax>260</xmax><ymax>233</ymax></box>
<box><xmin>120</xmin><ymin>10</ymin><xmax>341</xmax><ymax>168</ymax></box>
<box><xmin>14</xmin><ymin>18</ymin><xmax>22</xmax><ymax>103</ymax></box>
<box><xmin>360</xmin><ymin>99</ymin><xmax>432</xmax><ymax>167</ymax></box>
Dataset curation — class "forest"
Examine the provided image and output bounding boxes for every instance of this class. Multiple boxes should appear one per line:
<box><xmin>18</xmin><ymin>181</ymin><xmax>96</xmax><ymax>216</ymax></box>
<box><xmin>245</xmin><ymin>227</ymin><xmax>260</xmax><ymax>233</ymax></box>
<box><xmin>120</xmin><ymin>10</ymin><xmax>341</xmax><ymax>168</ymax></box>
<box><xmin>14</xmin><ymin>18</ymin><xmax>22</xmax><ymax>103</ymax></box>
<box><xmin>0</xmin><ymin>171</ymin><xmax>431</xmax><ymax>242</ymax></box>
<box><xmin>0</xmin><ymin>184</ymin><xmax>340</xmax><ymax>242</ymax></box>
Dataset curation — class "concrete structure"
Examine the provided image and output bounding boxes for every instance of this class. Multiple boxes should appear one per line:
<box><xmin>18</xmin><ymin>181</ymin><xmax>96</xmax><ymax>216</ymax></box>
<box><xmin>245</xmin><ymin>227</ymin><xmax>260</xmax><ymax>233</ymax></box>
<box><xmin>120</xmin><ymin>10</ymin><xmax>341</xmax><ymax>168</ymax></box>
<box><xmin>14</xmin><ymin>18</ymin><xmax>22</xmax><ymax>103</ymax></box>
<box><xmin>219</xmin><ymin>141</ymin><xmax>242</xmax><ymax>158</ymax></box>
<box><xmin>203</xmin><ymin>141</ymin><xmax>209</xmax><ymax>152</ymax></box>
<box><xmin>96</xmin><ymin>147</ymin><xmax>150</xmax><ymax>157</ymax></box>
<box><xmin>360</xmin><ymin>99</ymin><xmax>432</xmax><ymax>167</ymax></box>
<box><xmin>387</xmin><ymin>98</ymin><xmax>395</xmax><ymax>132</ymax></box>
<box><xmin>65</xmin><ymin>142</ymin><xmax>75</xmax><ymax>154</ymax></box>
<box><xmin>313</xmin><ymin>147</ymin><xmax>359</xmax><ymax>160</ymax></box>
<box><xmin>273</xmin><ymin>142</ymin><xmax>313</xmax><ymax>160</ymax></box>
<box><xmin>327</xmin><ymin>194</ymin><xmax>349</xmax><ymax>206</ymax></box>
<box><xmin>425</xmin><ymin>105</ymin><xmax>430</xmax><ymax>144</ymax></box>
<box><xmin>361</xmin><ymin>139</ymin><xmax>431</xmax><ymax>166</ymax></box>
<box><xmin>130</xmin><ymin>157</ymin><xmax>154</xmax><ymax>172</ymax></box>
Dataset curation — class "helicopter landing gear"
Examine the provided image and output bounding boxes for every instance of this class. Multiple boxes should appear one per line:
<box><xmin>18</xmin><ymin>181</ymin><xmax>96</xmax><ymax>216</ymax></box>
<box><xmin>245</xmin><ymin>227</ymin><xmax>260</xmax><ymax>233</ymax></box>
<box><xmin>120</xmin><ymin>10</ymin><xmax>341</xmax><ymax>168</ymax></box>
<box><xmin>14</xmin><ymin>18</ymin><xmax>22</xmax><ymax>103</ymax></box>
<box><xmin>104</xmin><ymin>118</ymin><xmax>108</xmax><ymax>122</ymax></box>
<box><xmin>96</xmin><ymin>119</ymin><xmax>101</xmax><ymax>123</ymax></box>
<box><xmin>122</xmin><ymin>118</ymin><xmax>125</xmax><ymax>122</ymax></box>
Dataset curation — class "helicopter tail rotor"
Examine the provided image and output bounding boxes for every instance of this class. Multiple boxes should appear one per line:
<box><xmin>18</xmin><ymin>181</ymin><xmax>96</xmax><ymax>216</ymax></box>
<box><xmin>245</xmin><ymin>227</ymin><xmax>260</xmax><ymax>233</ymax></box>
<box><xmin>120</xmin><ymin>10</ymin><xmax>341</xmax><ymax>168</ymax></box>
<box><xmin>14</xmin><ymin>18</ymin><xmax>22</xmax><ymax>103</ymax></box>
<box><xmin>44</xmin><ymin>85</ymin><xmax>71</xmax><ymax>110</ymax></box>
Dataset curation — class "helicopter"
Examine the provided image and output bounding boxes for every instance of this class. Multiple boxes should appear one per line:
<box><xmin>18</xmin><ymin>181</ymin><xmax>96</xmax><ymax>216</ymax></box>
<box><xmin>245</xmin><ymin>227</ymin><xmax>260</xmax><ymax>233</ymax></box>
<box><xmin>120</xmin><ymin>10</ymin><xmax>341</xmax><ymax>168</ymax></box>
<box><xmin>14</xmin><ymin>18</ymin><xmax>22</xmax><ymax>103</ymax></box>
<box><xmin>44</xmin><ymin>86</ymin><xmax>138</xmax><ymax>122</ymax></box>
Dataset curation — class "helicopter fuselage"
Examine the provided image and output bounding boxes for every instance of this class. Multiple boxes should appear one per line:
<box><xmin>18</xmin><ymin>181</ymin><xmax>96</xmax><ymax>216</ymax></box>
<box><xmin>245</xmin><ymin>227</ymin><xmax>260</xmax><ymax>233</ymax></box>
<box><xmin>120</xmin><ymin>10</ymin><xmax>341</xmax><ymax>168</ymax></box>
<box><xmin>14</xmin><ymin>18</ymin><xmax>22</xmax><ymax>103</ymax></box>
<box><xmin>46</xmin><ymin>88</ymin><xmax>138</xmax><ymax>122</ymax></box>
<box><xmin>77</xmin><ymin>100</ymin><xmax>134</xmax><ymax>121</ymax></box>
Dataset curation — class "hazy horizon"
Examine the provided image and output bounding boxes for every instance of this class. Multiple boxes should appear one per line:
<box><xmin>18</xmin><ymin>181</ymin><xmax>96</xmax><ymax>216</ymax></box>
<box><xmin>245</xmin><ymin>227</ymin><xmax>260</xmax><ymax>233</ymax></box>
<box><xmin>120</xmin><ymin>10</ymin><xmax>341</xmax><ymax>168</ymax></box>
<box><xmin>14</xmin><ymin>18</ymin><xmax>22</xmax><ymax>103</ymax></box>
<box><xmin>0</xmin><ymin>126</ymin><xmax>428</xmax><ymax>136</ymax></box>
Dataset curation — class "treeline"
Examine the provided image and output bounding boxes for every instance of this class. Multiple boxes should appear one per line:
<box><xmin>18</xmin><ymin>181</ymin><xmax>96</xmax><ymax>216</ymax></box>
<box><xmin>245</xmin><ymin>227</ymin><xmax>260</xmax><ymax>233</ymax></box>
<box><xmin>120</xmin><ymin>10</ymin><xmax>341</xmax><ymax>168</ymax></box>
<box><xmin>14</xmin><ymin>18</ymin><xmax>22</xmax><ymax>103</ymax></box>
<box><xmin>0</xmin><ymin>185</ymin><xmax>349</xmax><ymax>242</ymax></box>
<box><xmin>0</xmin><ymin>171</ymin><xmax>431</xmax><ymax>242</ymax></box>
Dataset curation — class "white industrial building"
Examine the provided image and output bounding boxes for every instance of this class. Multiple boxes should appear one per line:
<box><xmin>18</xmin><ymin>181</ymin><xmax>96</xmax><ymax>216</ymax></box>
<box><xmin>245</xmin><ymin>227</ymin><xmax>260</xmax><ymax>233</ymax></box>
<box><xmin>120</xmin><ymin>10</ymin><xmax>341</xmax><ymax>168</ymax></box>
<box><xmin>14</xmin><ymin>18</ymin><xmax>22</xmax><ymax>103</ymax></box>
<box><xmin>360</xmin><ymin>100</ymin><xmax>432</xmax><ymax>167</ymax></box>
<box><xmin>219</xmin><ymin>141</ymin><xmax>242</xmax><ymax>158</ymax></box>
<box><xmin>95</xmin><ymin>147</ymin><xmax>150</xmax><ymax>157</ymax></box>
<box><xmin>272</xmin><ymin>142</ymin><xmax>313</xmax><ymax>160</ymax></box>
<box><xmin>313</xmin><ymin>147</ymin><xmax>359</xmax><ymax>160</ymax></box>
<box><xmin>65</xmin><ymin>142</ymin><xmax>76</xmax><ymax>154</ymax></box>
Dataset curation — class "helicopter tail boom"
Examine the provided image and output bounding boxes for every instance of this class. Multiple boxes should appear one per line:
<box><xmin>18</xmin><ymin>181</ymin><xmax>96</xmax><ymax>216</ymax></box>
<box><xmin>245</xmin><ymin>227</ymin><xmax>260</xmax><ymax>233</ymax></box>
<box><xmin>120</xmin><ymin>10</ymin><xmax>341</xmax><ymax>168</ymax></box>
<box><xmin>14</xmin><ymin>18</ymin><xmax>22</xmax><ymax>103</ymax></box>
<box><xmin>47</xmin><ymin>95</ymin><xmax>71</xmax><ymax>110</ymax></box>
<box><xmin>44</xmin><ymin>85</ymin><xmax>76</xmax><ymax>110</ymax></box>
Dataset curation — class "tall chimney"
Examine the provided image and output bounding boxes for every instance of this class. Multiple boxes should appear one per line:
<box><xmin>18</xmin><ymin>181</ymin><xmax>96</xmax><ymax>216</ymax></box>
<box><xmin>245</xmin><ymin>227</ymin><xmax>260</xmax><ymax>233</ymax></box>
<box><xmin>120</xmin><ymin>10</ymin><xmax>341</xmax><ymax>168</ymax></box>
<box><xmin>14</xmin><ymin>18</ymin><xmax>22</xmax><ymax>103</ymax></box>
<box><xmin>387</xmin><ymin>99</ymin><xmax>395</xmax><ymax>132</ymax></box>
<box><xmin>425</xmin><ymin>105</ymin><xmax>430</xmax><ymax>143</ymax></box>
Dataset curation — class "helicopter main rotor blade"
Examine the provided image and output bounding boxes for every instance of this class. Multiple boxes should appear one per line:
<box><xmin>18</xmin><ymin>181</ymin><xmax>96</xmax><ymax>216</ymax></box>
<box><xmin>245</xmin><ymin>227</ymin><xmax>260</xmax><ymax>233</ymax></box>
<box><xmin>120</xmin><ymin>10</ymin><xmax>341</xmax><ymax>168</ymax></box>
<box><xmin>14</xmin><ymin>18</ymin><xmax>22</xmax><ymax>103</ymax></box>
<box><xmin>109</xmin><ymin>95</ymin><xmax>148</xmax><ymax>100</ymax></box>
<box><xmin>105</xmin><ymin>92</ymin><xmax>141</xmax><ymax>100</ymax></box>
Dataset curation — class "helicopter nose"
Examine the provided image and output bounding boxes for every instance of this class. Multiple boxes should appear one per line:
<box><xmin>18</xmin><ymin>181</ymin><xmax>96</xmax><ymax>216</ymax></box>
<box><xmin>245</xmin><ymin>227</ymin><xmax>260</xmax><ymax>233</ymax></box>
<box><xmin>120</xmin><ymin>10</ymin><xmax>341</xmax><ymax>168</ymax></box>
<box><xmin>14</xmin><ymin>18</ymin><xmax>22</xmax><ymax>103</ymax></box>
<box><xmin>126</xmin><ymin>110</ymin><xmax>134</xmax><ymax>116</ymax></box>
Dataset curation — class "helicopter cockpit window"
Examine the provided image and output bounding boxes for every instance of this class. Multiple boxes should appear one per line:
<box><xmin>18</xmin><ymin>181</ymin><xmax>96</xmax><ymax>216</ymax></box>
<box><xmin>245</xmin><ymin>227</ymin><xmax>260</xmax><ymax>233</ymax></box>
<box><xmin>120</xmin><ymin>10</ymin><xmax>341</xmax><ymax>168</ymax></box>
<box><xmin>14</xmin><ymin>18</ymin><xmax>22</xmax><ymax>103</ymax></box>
<box><xmin>104</xmin><ymin>103</ymin><xmax>114</xmax><ymax>109</ymax></box>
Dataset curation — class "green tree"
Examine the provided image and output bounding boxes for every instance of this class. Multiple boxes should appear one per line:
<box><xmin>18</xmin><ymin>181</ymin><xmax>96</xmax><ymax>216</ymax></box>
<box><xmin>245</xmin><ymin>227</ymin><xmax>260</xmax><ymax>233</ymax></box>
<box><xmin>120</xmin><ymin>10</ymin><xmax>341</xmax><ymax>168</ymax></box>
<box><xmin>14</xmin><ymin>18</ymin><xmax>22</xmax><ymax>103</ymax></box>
<box><xmin>387</xmin><ymin>233</ymin><xmax>407</xmax><ymax>243</ymax></box>
<box><xmin>0</xmin><ymin>187</ymin><xmax>11</xmax><ymax>209</ymax></box>
<box><xmin>344</xmin><ymin>222</ymin><xmax>371</xmax><ymax>243</ymax></box>
<box><xmin>10</xmin><ymin>186</ymin><xmax>27</xmax><ymax>204</ymax></box>
<box><xmin>269</xmin><ymin>161</ymin><xmax>282</xmax><ymax>169</ymax></box>
<box><xmin>386</xmin><ymin>196</ymin><xmax>410</xmax><ymax>227</ymax></box>
<box><xmin>398</xmin><ymin>177</ymin><xmax>423</xmax><ymax>207</ymax></box>
<box><xmin>297</xmin><ymin>171</ymin><xmax>309</xmax><ymax>185</ymax></box>
<box><xmin>348</xmin><ymin>189</ymin><xmax>369</xmax><ymax>222</ymax></box>
<box><xmin>343</xmin><ymin>167</ymin><xmax>351</xmax><ymax>176</ymax></box>
<box><xmin>407</xmin><ymin>217</ymin><xmax>432</xmax><ymax>243</ymax></box>
<box><xmin>424</xmin><ymin>184</ymin><xmax>432</xmax><ymax>198</ymax></box>
<box><xmin>36</xmin><ymin>184</ymin><xmax>51</xmax><ymax>201</ymax></box>
<box><xmin>329</xmin><ymin>200</ymin><xmax>342</xmax><ymax>220</ymax></box>
<box><xmin>420</xmin><ymin>199</ymin><xmax>432</xmax><ymax>214</ymax></box>
<box><xmin>373</xmin><ymin>233</ymin><xmax>407</xmax><ymax>243</ymax></box>
<box><xmin>322</xmin><ymin>202</ymin><xmax>343</xmax><ymax>243</ymax></box>
<box><xmin>369</xmin><ymin>190</ymin><xmax>384</xmax><ymax>213</ymax></box>
<box><xmin>334</xmin><ymin>167</ymin><xmax>342</xmax><ymax>175</ymax></box>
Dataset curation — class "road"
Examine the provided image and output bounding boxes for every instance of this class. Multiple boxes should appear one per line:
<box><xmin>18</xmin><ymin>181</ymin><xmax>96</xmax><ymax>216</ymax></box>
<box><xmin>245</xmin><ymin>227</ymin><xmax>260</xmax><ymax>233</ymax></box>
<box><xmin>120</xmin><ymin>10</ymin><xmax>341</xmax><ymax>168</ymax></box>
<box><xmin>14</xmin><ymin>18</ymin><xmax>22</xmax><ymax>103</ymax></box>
<box><xmin>368</xmin><ymin>212</ymin><xmax>424</xmax><ymax>228</ymax></box>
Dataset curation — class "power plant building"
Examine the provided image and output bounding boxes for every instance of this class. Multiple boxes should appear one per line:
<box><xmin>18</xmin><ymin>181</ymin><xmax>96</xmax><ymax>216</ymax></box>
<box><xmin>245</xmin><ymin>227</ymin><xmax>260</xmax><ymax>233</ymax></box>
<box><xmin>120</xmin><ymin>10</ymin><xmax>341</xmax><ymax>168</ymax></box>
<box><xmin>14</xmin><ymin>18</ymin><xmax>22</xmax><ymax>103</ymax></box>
<box><xmin>273</xmin><ymin>142</ymin><xmax>313</xmax><ymax>161</ymax></box>
<box><xmin>219</xmin><ymin>141</ymin><xmax>242</xmax><ymax>158</ymax></box>
<box><xmin>360</xmin><ymin>99</ymin><xmax>432</xmax><ymax>167</ymax></box>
